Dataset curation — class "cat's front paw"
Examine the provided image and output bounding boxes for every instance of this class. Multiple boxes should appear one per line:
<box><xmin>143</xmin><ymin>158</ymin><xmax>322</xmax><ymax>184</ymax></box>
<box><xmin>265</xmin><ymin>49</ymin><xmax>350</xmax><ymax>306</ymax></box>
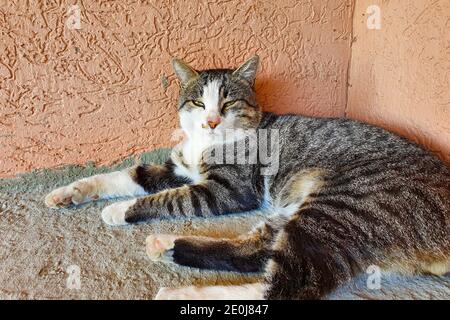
<box><xmin>101</xmin><ymin>199</ymin><xmax>136</xmax><ymax>226</ymax></box>
<box><xmin>146</xmin><ymin>234</ymin><xmax>181</xmax><ymax>261</ymax></box>
<box><xmin>45</xmin><ymin>181</ymin><xmax>96</xmax><ymax>208</ymax></box>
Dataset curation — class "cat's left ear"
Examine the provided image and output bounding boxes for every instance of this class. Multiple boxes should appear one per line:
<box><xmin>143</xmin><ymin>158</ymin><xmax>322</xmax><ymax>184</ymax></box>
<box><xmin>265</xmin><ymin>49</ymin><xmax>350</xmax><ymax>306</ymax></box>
<box><xmin>232</xmin><ymin>55</ymin><xmax>259</xmax><ymax>85</ymax></box>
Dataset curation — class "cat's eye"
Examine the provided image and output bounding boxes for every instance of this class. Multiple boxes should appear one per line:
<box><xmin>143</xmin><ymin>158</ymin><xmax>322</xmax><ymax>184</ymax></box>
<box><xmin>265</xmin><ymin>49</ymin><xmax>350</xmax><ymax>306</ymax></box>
<box><xmin>191</xmin><ymin>100</ymin><xmax>205</xmax><ymax>108</ymax></box>
<box><xmin>224</xmin><ymin>101</ymin><xmax>236</xmax><ymax>107</ymax></box>
<box><xmin>222</xmin><ymin>100</ymin><xmax>237</xmax><ymax>112</ymax></box>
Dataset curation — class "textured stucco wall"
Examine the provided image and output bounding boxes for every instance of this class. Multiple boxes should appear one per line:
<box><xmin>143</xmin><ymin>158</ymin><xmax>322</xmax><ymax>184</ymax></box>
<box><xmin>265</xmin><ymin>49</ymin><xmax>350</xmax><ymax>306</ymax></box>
<box><xmin>347</xmin><ymin>0</ymin><xmax>450</xmax><ymax>164</ymax></box>
<box><xmin>0</xmin><ymin>0</ymin><xmax>353</xmax><ymax>177</ymax></box>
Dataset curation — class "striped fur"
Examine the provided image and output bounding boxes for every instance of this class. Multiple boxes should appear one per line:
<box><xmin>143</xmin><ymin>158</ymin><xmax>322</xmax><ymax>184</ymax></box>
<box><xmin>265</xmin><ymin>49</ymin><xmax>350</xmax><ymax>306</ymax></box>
<box><xmin>129</xmin><ymin>112</ymin><xmax>450</xmax><ymax>299</ymax></box>
<box><xmin>46</xmin><ymin>56</ymin><xmax>450</xmax><ymax>299</ymax></box>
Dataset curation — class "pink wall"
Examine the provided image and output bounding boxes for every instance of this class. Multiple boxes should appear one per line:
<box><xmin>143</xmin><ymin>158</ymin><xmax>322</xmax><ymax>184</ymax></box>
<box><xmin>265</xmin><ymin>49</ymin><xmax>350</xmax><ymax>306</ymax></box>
<box><xmin>347</xmin><ymin>0</ymin><xmax>450</xmax><ymax>164</ymax></box>
<box><xmin>0</xmin><ymin>0</ymin><xmax>353</xmax><ymax>177</ymax></box>
<box><xmin>1</xmin><ymin>1</ymin><xmax>449</xmax><ymax>177</ymax></box>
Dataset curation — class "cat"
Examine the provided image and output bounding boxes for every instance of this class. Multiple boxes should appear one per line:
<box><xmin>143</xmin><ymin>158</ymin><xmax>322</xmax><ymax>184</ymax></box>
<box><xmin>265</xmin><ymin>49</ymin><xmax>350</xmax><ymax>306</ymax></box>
<box><xmin>45</xmin><ymin>56</ymin><xmax>450</xmax><ymax>300</ymax></box>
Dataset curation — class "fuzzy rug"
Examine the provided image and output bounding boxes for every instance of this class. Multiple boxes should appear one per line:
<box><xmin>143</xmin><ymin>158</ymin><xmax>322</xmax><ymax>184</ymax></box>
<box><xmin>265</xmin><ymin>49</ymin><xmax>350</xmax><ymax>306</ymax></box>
<box><xmin>0</xmin><ymin>149</ymin><xmax>448</xmax><ymax>300</ymax></box>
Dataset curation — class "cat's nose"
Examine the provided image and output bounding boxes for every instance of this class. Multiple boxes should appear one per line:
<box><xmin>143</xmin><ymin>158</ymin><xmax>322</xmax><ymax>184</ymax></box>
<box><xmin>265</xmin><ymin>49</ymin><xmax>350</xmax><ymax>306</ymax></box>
<box><xmin>207</xmin><ymin>117</ymin><xmax>221</xmax><ymax>129</ymax></box>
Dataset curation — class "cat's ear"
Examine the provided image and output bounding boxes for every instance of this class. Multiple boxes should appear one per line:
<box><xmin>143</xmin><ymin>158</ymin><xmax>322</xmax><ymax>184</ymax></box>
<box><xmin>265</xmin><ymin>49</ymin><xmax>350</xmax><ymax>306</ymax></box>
<box><xmin>172</xmin><ymin>58</ymin><xmax>199</xmax><ymax>86</ymax></box>
<box><xmin>232</xmin><ymin>55</ymin><xmax>259</xmax><ymax>85</ymax></box>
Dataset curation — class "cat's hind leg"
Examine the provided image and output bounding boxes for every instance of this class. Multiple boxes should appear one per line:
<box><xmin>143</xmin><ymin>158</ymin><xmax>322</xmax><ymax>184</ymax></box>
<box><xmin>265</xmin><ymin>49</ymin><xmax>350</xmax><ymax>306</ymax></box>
<box><xmin>146</xmin><ymin>232</ymin><xmax>268</xmax><ymax>273</ymax></box>
<box><xmin>155</xmin><ymin>208</ymin><xmax>350</xmax><ymax>300</ymax></box>
<box><xmin>146</xmin><ymin>216</ymin><xmax>287</xmax><ymax>273</ymax></box>
<box><xmin>148</xmin><ymin>228</ymin><xmax>270</xmax><ymax>300</ymax></box>
<box><xmin>147</xmin><ymin>233</ymin><xmax>269</xmax><ymax>273</ymax></box>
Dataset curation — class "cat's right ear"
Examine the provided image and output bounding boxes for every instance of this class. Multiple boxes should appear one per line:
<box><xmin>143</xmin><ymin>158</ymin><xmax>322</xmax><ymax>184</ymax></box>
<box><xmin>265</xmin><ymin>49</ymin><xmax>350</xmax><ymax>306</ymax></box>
<box><xmin>232</xmin><ymin>55</ymin><xmax>259</xmax><ymax>85</ymax></box>
<box><xmin>172</xmin><ymin>58</ymin><xmax>198</xmax><ymax>86</ymax></box>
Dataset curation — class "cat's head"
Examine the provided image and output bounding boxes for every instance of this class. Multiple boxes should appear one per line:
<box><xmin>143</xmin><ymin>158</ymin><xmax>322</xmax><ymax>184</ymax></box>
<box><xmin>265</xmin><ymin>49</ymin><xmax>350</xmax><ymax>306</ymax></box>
<box><xmin>172</xmin><ymin>56</ymin><xmax>261</xmax><ymax>138</ymax></box>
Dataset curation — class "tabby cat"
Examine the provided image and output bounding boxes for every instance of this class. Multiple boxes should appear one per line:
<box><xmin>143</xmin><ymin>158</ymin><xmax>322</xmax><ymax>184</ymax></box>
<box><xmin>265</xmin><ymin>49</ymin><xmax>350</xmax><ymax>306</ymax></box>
<box><xmin>45</xmin><ymin>56</ymin><xmax>450</xmax><ymax>300</ymax></box>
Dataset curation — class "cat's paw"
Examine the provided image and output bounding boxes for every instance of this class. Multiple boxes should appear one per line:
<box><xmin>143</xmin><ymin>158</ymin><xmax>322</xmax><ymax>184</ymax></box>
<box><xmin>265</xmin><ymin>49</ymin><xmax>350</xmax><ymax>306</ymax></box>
<box><xmin>154</xmin><ymin>286</ymin><xmax>197</xmax><ymax>300</ymax></box>
<box><xmin>45</xmin><ymin>181</ymin><xmax>96</xmax><ymax>208</ymax></box>
<box><xmin>101</xmin><ymin>199</ymin><xmax>135</xmax><ymax>226</ymax></box>
<box><xmin>155</xmin><ymin>284</ymin><xmax>266</xmax><ymax>300</ymax></box>
<box><xmin>154</xmin><ymin>285</ymin><xmax>229</xmax><ymax>300</ymax></box>
<box><xmin>146</xmin><ymin>234</ymin><xmax>180</xmax><ymax>261</ymax></box>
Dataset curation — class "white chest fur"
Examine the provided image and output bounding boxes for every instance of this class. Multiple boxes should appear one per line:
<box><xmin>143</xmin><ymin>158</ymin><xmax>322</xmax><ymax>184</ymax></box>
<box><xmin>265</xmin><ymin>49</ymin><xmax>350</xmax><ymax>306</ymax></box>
<box><xmin>172</xmin><ymin>136</ymin><xmax>213</xmax><ymax>184</ymax></box>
